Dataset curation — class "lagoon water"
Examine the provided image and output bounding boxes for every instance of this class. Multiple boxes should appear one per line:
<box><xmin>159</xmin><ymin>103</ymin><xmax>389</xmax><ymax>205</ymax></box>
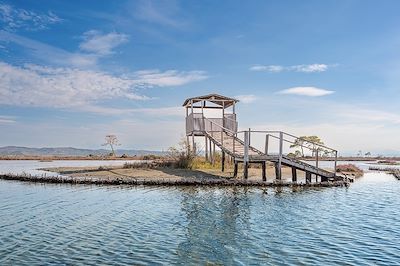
<box><xmin>1</xmin><ymin>161</ymin><xmax>400</xmax><ymax>265</ymax></box>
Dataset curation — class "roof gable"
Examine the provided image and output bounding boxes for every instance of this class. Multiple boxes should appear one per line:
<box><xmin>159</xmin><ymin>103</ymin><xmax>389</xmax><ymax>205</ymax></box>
<box><xmin>183</xmin><ymin>93</ymin><xmax>238</xmax><ymax>108</ymax></box>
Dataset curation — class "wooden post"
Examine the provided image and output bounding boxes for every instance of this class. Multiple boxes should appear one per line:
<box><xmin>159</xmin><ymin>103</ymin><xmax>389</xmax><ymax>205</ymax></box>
<box><xmin>334</xmin><ymin>151</ymin><xmax>338</xmax><ymax>176</ymax></box>
<box><xmin>265</xmin><ymin>134</ymin><xmax>269</xmax><ymax>155</ymax></box>
<box><xmin>248</xmin><ymin>128</ymin><xmax>251</xmax><ymax>146</ymax></box>
<box><xmin>244</xmin><ymin>131</ymin><xmax>249</xmax><ymax>179</ymax></box>
<box><xmin>221</xmin><ymin>151</ymin><xmax>225</xmax><ymax>172</ymax></box>
<box><xmin>316</xmin><ymin>150</ymin><xmax>319</xmax><ymax>169</ymax></box>
<box><xmin>209</xmin><ymin>138</ymin><xmax>212</xmax><ymax>163</ymax></box>
<box><xmin>205</xmin><ymin>136</ymin><xmax>208</xmax><ymax>161</ymax></box>
<box><xmin>292</xmin><ymin>167</ymin><xmax>297</xmax><ymax>182</ymax></box>
<box><xmin>212</xmin><ymin>142</ymin><xmax>216</xmax><ymax>165</ymax></box>
<box><xmin>262</xmin><ymin>161</ymin><xmax>266</xmax><ymax>181</ymax></box>
<box><xmin>244</xmin><ymin>162</ymin><xmax>248</xmax><ymax>179</ymax></box>
<box><xmin>192</xmin><ymin>133</ymin><xmax>195</xmax><ymax>155</ymax></box>
<box><xmin>278</xmin><ymin>132</ymin><xmax>283</xmax><ymax>179</ymax></box>
<box><xmin>306</xmin><ymin>172</ymin><xmax>311</xmax><ymax>183</ymax></box>
<box><xmin>201</xmin><ymin>100</ymin><xmax>205</xmax><ymax>132</ymax></box>
<box><xmin>233</xmin><ymin>161</ymin><xmax>238</xmax><ymax>178</ymax></box>
<box><xmin>274</xmin><ymin>163</ymin><xmax>280</xmax><ymax>180</ymax></box>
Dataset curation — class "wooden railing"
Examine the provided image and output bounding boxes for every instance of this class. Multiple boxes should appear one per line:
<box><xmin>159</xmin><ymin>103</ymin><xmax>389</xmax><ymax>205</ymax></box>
<box><xmin>187</xmin><ymin>114</ymin><xmax>237</xmax><ymax>134</ymax></box>
<box><xmin>236</xmin><ymin>129</ymin><xmax>338</xmax><ymax>174</ymax></box>
<box><xmin>195</xmin><ymin>116</ymin><xmax>338</xmax><ymax>176</ymax></box>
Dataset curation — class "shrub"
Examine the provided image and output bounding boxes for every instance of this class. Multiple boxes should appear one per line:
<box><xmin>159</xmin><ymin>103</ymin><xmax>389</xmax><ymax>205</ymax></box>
<box><xmin>336</xmin><ymin>164</ymin><xmax>363</xmax><ymax>173</ymax></box>
<box><xmin>167</xmin><ymin>139</ymin><xmax>195</xmax><ymax>169</ymax></box>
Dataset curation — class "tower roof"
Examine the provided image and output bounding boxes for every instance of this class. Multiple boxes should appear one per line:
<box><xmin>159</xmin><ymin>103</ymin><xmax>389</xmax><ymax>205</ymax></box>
<box><xmin>182</xmin><ymin>93</ymin><xmax>238</xmax><ymax>108</ymax></box>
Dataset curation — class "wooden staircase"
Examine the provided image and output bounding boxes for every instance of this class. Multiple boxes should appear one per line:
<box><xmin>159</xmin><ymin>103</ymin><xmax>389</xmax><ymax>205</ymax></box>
<box><xmin>205</xmin><ymin>129</ymin><xmax>336</xmax><ymax>180</ymax></box>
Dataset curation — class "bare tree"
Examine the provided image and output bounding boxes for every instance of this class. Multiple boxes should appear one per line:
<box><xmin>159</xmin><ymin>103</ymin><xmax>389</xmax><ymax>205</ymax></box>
<box><xmin>102</xmin><ymin>135</ymin><xmax>120</xmax><ymax>157</ymax></box>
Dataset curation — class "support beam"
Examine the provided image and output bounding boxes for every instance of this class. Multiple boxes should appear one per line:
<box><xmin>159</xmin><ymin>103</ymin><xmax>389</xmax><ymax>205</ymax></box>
<box><xmin>233</xmin><ymin>161</ymin><xmax>238</xmax><ymax>178</ymax></box>
<box><xmin>306</xmin><ymin>172</ymin><xmax>312</xmax><ymax>184</ymax></box>
<box><xmin>262</xmin><ymin>161</ymin><xmax>266</xmax><ymax>181</ymax></box>
<box><xmin>292</xmin><ymin>167</ymin><xmax>297</xmax><ymax>182</ymax></box>
<box><xmin>274</xmin><ymin>163</ymin><xmax>280</xmax><ymax>180</ymax></box>
<box><xmin>265</xmin><ymin>134</ymin><xmax>269</xmax><ymax>155</ymax></box>
<box><xmin>192</xmin><ymin>133</ymin><xmax>195</xmax><ymax>155</ymax></box>
<box><xmin>212</xmin><ymin>142</ymin><xmax>216</xmax><ymax>166</ymax></box>
<box><xmin>186</xmin><ymin>136</ymin><xmax>190</xmax><ymax>154</ymax></box>
<box><xmin>205</xmin><ymin>136</ymin><xmax>208</xmax><ymax>161</ymax></box>
<box><xmin>244</xmin><ymin>162</ymin><xmax>249</xmax><ymax>179</ymax></box>
<box><xmin>209</xmin><ymin>138</ymin><xmax>212</xmax><ymax>163</ymax></box>
<box><xmin>278</xmin><ymin>132</ymin><xmax>283</xmax><ymax>180</ymax></box>
<box><xmin>221</xmin><ymin>151</ymin><xmax>225</xmax><ymax>172</ymax></box>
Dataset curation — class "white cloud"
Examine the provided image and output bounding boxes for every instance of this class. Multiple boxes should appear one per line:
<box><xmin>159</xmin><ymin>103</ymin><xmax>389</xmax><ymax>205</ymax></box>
<box><xmin>290</xmin><ymin>64</ymin><xmax>328</xmax><ymax>73</ymax></box>
<box><xmin>0</xmin><ymin>3</ymin><xmax>62</xmax><ymax>31</ymax></box>
<box><xmin>249</xmin><ymin>65</ymin><xmax>284</xmax><ymax>72</ymax></box>
<box><xmin>278</xmin><ymin>87</ymin><xmax>334</xmax><ymax>97</ymax></box>
<box><xmin>0</xmin><ymin>30</ymin><xmax>99</xmax><ymax>68</ymax></box>
<box><xmin>0</xmin><ymin>61</ymin><xmax>207</xmax><ymax>111</ymax></box>
<box><xmin>133</xmin><ymin>69</ymin><xmax>207</xmax><ymax>87</ymax></box>
<box><xmin>235</xmin><ymin>94</ymin><xmax>257</xmax><ymax>104</ymax></box>
<box><xmin>134</xmin><ymin>0</ymin><xmax>184</xmax><ymax>28</ymax></box>
<box><xmin>0</xmin><ymin>115</ymin><xmax>16</xmax><ymax>124</ymax></box>
<box><xmin>81</xmin><ymin>105</ymin><xmax>183</xmax><ymax>116</ymax></box>
<box><xmin>250</xmin><ymin>64</ymin><xmax>329</xmax><ymax>73</ymax></box>
<box><xmin>79</xmin><ymin>30</ymin><xmax>129</xmax><ymax>56</ymax></box>
<box><xmin>0</xmin><ymin>30</ymin><xmax>129</xmax><ymax>68</ymax></box>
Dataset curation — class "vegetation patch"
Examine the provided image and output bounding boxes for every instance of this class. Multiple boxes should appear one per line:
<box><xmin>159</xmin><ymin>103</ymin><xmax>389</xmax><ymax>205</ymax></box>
<box><xmin>336</xmin><ymin>164</ymin><xmax>363</xmax><ymax>174</ymax></box>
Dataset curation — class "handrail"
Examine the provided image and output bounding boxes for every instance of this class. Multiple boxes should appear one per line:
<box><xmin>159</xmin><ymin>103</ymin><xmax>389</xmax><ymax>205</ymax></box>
<box><xmin>267</xmin><ymin>134</ymin><xmax>337</xmax><ymax>154</ymax></box>
<box><xmin>237</xmin><ymin>130</ymin><xmax>336</xmax><ymax>152</ymax></box>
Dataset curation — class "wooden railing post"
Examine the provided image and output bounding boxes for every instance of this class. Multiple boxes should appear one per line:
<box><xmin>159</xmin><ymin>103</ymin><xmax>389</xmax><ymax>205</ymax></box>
<box><xmin>205</xmin><ymin>135</ymin><xmax>208</xmax><ymax>161</ymax></box>
<box><xmin>316</xmin><ymin>150</ymin><xmax>319</xmax><ymax>169</ymax></box>
<box><xmin>244</xmin><ymin>131</ymin><xmax>249</xmax><ymax>179</ymax></box>
<box><xmin>334</xmin><ymin>151</ymin><xmax>338</xmax><ymax>176</ymax></box>
<box><xmin>277</xmin><ymin>132</ymin><xmax>283</xmax><ymax>180</ymax></box>
<box><xmin>265</xmin><ymin>134</ymin><xmax>269</xmax><ymax>155</ymax></box>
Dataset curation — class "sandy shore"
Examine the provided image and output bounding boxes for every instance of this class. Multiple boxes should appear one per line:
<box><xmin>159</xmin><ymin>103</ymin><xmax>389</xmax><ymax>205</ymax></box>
<box><xmin>0</xmin><ymin>164</ymin><xmax>349</xmax><ymax>187</ymax></box>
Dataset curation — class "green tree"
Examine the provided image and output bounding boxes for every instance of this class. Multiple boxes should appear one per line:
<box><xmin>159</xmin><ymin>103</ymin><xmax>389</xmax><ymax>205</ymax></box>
<box><xmin>290</xmin><ymin>135</ymin><xmax>325</xmax><ymax>157</ymax></box>
<box><xmin>290</xmin><ymin>137</ymin><xmax>306</xmax><ymax>157</ymax></box>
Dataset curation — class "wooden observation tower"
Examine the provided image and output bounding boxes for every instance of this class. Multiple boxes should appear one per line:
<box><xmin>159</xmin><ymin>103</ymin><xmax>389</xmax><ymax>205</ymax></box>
<box><xmin>183</xmin><ymin>93</ymin><xmax>338</xmax><ymax>182</ymax></box>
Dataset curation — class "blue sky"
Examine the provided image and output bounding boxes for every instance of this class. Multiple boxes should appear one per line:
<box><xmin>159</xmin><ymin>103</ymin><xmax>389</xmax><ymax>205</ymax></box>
<box><xmin>1</xmin><ymin>0</ymin><xmax>400</xmax><ymax>155</ymax></box>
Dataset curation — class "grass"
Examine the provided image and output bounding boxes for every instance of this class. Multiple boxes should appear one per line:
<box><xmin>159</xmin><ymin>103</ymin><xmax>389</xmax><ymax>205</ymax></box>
<box><xmin>336</xmin><ymin>164</ymin><xmax>363</xmax><ymax>173</ymax></box>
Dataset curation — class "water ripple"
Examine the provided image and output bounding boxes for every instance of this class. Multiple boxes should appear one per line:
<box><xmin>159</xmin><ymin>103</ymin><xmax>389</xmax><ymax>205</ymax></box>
<box><xmin>0</xmin><ymin>173</ymin><xmax>400</xmax><ymax>265</ymax></box>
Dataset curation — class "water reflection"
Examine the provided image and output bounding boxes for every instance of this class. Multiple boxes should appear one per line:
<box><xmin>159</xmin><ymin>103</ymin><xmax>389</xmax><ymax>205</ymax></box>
<box><xmin>177</xmin><ymin>187</ymin><xmax>251</xmax><ymax>264</ymax></box>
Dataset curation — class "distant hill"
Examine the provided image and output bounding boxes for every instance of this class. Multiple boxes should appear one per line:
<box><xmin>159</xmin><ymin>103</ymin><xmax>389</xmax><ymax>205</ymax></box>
<box><xmin>0</xmin><ymin>146</ymin><xmax>165</xmax><ymax>157</ymax></box>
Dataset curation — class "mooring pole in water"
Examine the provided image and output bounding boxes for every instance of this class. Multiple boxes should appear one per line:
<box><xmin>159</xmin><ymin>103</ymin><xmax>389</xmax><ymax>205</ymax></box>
<box><xmin>292</xmin><ymin>167</ymin><xmax>297</xmax><ymax>182</ymax></box>
<box><xmin>262</xmin><ymin>161</ymin><xmax>266</xmax><ymax>181</ymax></box>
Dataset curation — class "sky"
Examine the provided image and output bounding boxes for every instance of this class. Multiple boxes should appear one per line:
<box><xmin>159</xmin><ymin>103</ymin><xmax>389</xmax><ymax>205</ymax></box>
<box><xmin>1</xmin><ymin>0</ymin><xmax>400</xmax><ymax>155</ymax></box>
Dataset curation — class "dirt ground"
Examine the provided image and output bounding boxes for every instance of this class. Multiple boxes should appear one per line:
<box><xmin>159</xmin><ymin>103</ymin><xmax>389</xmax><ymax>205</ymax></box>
<box><xmin>43</xmin><ymin>165</ymin><xmax>317</xmax><ymax>183</ymax></box>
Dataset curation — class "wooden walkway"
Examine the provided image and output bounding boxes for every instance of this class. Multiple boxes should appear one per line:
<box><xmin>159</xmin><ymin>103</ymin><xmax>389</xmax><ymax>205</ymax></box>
<box><xmin>205</xmin><ymin>124</ymin><xmax>336</xmax><ymax>181</ymax></box>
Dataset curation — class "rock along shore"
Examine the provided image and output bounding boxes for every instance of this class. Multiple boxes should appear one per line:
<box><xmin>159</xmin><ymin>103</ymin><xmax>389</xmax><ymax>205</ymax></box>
<box><xmin>0</xmin><ymin>174</ymin><xmax>349</xmax><ymax>188</ymax></box>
